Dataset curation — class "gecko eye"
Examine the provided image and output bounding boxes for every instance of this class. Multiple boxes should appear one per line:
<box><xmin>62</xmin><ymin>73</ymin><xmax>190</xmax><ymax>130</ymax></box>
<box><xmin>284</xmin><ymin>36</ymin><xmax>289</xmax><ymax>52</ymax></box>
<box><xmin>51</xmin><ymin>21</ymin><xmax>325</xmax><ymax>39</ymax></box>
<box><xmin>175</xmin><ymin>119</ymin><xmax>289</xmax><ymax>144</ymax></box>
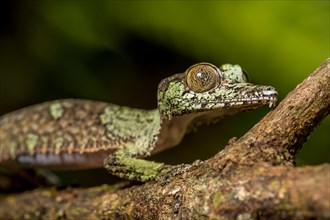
<box><xmin>186</xmin><ymin>63</ymin><xmax>220</xmax><ymax>93</ymax></box>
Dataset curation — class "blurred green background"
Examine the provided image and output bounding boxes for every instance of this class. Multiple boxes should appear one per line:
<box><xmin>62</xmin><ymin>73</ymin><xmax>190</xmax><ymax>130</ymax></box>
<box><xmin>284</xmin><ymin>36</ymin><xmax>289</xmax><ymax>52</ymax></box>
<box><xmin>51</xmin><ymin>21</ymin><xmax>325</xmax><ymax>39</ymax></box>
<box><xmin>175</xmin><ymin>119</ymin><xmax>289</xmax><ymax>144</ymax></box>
<box><xmin>0</xmin><ymin>1</ymin><xmax>329</xmax><ymax>187</ymax></box>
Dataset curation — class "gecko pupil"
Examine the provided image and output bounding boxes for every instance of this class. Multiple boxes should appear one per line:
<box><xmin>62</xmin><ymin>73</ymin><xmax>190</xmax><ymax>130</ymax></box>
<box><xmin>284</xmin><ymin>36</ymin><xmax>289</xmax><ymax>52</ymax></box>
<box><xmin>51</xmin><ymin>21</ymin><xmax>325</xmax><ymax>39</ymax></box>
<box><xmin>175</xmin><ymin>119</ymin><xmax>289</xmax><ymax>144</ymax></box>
<box><xmin>196</xmin><ymin>71</ymin><xmax>211</xmax><ymax>85</ymax></box>
<box><xmin>186</xmin><ymin>64</ymin><xmax>220</xmax><ymax>93</ymax></box>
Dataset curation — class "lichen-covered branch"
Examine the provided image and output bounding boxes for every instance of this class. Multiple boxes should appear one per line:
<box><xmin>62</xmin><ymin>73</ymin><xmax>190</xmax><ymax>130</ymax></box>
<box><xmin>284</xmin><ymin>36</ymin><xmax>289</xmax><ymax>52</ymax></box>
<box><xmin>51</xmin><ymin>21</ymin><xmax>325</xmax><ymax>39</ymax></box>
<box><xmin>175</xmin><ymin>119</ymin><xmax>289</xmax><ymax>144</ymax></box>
<box><xmin>0</xmin><ymin>58</ymin><xmax>329</xmax><ymax>219</ymax></box>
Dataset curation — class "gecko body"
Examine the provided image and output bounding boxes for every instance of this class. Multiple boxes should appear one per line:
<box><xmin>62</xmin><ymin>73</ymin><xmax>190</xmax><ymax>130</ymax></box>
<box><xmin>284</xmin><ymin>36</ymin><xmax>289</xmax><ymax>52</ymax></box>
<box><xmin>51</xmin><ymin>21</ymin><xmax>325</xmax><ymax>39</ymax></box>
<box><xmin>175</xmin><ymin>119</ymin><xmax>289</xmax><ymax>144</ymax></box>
<box><xmin>0</xmin><ymin>63</ymin><xmax>278</xmax><ymax>181</ymax></box>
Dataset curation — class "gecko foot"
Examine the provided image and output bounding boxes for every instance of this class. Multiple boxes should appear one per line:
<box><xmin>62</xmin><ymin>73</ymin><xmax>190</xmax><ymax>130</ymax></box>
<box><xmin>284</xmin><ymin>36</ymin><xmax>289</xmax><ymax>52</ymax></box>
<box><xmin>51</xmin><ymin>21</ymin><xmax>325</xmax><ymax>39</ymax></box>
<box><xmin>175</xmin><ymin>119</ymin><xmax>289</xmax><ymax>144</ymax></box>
<box><xmin>103</xmin><ymin>151</ymin><xmax>164</xmax><ymax>182</ymax></box>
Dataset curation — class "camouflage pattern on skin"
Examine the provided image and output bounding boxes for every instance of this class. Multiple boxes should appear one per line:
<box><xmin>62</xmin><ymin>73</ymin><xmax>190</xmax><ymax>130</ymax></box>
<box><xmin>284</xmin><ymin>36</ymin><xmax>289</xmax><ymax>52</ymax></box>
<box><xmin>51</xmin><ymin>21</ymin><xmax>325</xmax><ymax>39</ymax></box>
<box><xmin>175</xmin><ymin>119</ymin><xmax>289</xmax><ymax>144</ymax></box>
<box><xmin>0</xmin><ymin>63</ymin><xmax>277</xmax><ymax>181</ymax></box>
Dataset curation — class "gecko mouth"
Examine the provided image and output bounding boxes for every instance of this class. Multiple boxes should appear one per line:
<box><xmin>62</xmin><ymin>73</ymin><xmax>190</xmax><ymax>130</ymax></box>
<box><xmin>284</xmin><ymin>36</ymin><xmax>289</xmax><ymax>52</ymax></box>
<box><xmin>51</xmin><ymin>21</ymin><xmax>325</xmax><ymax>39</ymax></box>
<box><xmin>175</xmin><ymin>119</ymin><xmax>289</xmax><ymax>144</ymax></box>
<box><xmin>185</xmin><ymin>86</ymin><xmax>278</xmax><ymax>110</ymax></box>
<box><xmin>195</xmin><ymin>94</ymin><xmax>278</xmax><ymax>110</ymax></box>
<box><xmin>219</xmin><ymin>88</ymin><xmax>278</xmax><ymax>108</ymax></box>
<box><xmin>224</xmin><ymin>95</ymin><xmax>277</xmax><ymax>108</ymax></box>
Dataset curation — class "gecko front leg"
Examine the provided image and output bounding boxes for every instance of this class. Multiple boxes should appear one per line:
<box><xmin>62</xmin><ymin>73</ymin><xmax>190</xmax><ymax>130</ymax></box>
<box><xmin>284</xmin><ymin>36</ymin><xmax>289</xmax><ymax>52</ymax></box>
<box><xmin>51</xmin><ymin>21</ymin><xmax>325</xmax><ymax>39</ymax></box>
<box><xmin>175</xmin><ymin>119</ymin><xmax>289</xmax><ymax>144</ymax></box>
<box><xmin>103</xmin><ymin>146</ymin><xmax>193</xmax><ymax>183</ymax></box>
<box><xmin>100</xmin><ymin>105</ymin><xmax>168</xmax><ymax>181</ymax></box>
<box><xmin>103</xmin><ymin>143</ymin><xmax>165</xmax><ymax>182</ymax></box>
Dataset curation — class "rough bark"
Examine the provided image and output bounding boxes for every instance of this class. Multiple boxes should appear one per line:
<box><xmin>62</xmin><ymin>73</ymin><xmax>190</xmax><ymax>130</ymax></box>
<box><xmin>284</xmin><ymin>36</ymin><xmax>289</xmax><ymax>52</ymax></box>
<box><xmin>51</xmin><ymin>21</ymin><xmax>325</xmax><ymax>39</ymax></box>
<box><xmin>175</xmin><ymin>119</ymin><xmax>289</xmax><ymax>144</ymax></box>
<box><xmin>0</xmin><ymin>58</ymin><xmax>329</xmax><ymax>220</ymax></box>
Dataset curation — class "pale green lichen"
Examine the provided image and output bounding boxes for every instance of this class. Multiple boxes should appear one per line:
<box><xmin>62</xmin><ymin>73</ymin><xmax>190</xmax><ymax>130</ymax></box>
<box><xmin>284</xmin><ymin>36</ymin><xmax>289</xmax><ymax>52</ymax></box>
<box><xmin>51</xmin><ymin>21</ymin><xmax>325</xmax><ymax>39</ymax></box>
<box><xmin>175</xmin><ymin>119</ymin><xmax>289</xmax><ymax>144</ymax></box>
<box><xmin>100</xmin><ymin>105</ymin><xmax>160</xmax><ymax>146</ymax></box>
<box><xmin>220</xmin><ymin>64</ymin><xmax>247</xmax><ymax>82</ymax></box>
<box><xmin>158</xmin><ymin>81</ymin><xmax>185</xmax><ymax>117</ymax></box>
<box><xmin>262</xmin><ymin>179</ymin><xmax>289</xmax><ymax>202</ymax></box>
<box><xmin>278</xmin><ymin>185</ymin><xmax>287</xmax><ymax>199</ymax></box>
<box><xmin>100</xmin><ymin>106</ymin><xmax>113</xmax><ymax>124</ymax></box>
<box><xmin>50</xmin><ymin>102</ymin><xmax>63</xmax><ymax>119</ymax></box>
<box><xmin>269</xmin><ymin>179</ymin><xmax>280</xmax><ymax>189</ymax></box>
<box><xmin>25</xmin><ymin>133</ymin><xmax>38</xmax><ymax>154</ymax></box>
<box><xmin>212</xmin><ymin>193</ymin><xmax>225</xmax><ymax>207</ymax></box>
<box><xmin>164</xmin><ymin>81</ymin><xmax>184</xmax><ymax>101</ymax></box>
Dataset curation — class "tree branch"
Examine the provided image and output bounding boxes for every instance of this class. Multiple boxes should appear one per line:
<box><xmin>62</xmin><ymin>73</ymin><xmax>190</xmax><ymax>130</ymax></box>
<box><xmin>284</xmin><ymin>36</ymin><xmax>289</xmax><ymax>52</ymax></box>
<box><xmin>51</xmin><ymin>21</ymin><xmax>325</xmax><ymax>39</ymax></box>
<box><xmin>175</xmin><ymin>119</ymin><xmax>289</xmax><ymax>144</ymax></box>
<box><xmin>211</xmin><ymin>57</ymin><xmax>330</xmax><ymax>168</ymax></box>
<box><xmin>0</xmin><ymin>58</ymin><xmax>329</xmax><ymax>219</ymax></box>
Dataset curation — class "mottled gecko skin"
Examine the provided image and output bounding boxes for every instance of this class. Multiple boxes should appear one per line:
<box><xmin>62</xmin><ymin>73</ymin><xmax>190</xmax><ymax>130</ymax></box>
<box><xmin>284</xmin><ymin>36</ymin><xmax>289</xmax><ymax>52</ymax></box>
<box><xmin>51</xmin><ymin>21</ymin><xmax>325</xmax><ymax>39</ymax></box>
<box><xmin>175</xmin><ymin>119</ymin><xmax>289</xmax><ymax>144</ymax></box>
<box><xmin>0</xmin><ymin>100</ymin><xmax>160</xmax><ymax>168</ymax></box>
<box><xmin>0</xmin><ymin>63</ymin><xmax>278</xmax><ymax>181</ymax></box>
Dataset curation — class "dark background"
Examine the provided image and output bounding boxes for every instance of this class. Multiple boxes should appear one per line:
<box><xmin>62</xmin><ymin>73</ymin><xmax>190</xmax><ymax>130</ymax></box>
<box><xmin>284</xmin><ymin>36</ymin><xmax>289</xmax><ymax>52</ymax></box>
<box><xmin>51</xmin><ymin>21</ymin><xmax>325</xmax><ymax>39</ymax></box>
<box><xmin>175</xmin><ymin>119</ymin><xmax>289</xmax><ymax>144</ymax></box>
<box><xmin>1</xmin><ymin>1</ymin><xmax>329</xmax><ymax>186</ymax></box>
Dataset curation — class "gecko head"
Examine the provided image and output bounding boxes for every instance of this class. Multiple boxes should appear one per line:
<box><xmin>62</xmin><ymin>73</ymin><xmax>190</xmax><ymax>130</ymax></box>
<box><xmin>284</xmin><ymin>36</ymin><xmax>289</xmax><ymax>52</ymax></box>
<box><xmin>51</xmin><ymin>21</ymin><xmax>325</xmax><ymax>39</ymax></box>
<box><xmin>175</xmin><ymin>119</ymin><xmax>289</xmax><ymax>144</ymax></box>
<box><xmin>157</xmin><ymin>63</ymin><xmax>278</xmax><ymax>119</ymax></box>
